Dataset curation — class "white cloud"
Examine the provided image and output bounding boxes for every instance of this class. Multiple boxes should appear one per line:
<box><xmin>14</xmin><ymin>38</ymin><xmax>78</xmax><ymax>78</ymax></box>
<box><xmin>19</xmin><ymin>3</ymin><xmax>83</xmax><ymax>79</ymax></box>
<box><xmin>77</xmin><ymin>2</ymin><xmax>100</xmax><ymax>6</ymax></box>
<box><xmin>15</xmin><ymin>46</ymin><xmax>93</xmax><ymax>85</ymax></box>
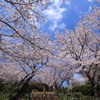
<box><xmin>88</xmin><ymin>6</ymin><xmax>92</xmax><ymax>12</ymax></box>
<box><xmin>42</xmin><ymin>0</ymin><xmax>69</xmax><ymax>31</ymax></box>
<box><xmin>49</xmin><ymin>22</ymin><xmax>57</xmax><ymax>31</ymax></box>
<box><xmin>58</xmin><ymin>23</ymin><xmax>66</xmax><ymax>29</ymax></box>
<box><xmin>43</xmin><ymin>6</ymin><xmax>65</xmax><ymax>21</ymax></box>
<box><xmin>65</xmin><ymin>0</ymin><xmax>71</xmax><ymax>5</ymax></box>
<box><xmin>88</xmin><ymin>0</ymin><xmax>94</xmax><ymax>2</ymax></box>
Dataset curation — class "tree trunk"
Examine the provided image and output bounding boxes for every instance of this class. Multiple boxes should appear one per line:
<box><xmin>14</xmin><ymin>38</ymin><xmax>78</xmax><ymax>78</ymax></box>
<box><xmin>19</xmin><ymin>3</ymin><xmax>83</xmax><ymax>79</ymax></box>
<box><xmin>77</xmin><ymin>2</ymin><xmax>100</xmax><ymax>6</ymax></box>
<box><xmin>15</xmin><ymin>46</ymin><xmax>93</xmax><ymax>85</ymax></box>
<box><xmin>9</xmin><ymin>82</ymin><xmax>28</xmax><ymax>100</ymax></box>
<box><xmin>9</xmin><ymin>74</ymin><xmax>34</xmax><ymax>100</ymax></box>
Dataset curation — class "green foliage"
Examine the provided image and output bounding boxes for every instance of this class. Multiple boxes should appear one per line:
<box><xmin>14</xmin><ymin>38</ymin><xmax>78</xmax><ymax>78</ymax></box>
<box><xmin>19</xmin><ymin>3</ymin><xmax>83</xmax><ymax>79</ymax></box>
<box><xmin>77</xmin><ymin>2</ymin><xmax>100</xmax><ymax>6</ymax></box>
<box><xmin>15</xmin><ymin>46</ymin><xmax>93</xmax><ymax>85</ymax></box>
<box><xmin>57</xmin><ymin>87</ymin><xmax>68</xmax><ymax>94</ymax></box>
<box><xmin>0</xmin><ymin>82</ymin><xmax>49</xmax><ymax>99</ymax></box>
<box><xmin>97</xmin><ymin>84</ymin><xmax>100</xmax><ymax>92</ymax></box>
<box><xmin>28</xmin><ymin>82</ymin><xmax>49</xmax><ymax>92</ymax></box>
<box><xmin>0</xmin><ymin>83</ymin><xmax>5</xmax><ymax>91</ymax></box>
<box><xmin>0</xmin><ymin>92</ymin><xmax>8</xmax><ymax>100</ymax></box>
<box><xmin>0</xmin><ymin>82</ymin><xmax>99</xmax><ymax>100</ymax></box>
<box><xmin>72</xmin><ymin>84</ymin><xmax>93</xmax><ymax>96</ymax></box>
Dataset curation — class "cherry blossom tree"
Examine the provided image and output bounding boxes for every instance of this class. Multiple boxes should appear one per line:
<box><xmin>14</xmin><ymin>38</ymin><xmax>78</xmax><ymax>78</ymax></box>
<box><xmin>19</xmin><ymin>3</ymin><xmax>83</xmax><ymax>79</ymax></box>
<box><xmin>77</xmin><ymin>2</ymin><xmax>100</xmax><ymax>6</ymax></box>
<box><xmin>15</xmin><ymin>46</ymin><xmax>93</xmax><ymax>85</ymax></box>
<box><xmin>0</xmin><ymin>0</ymin><xmax>52</xmax><ymax>99</ymax></box>
<box><xmin>2</xmin><ymin>32</ymin><xmax>54</xmax><ymax>99</ymax></box>
<box><xmin>0</xmin><ymin>0</ymin><xmax>99</xmax><ymax>99</ymax></box>
<box><xmin>34</xmin><ymin>59</ymin><xmax>74</xmax><ymax>91</ymax></box>
<box><xmin>55</xmin><ymin>5</ymin><xmax>100</xmax><ymax>96</ymax></box>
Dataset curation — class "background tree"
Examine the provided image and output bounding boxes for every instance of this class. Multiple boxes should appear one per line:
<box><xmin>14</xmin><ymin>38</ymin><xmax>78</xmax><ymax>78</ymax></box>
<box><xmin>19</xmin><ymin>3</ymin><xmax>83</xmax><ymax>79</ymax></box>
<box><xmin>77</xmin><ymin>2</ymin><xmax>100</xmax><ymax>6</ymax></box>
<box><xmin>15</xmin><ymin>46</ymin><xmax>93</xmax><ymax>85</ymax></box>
<box><xmin>55</xmin><ymin>5</ymin><xmax>100</xmax><ymax>96</ymax></box>
<box><xmin>0</xmin><ymin>0</ymin><xmax>52</xmax><ymax>99</ymax></box>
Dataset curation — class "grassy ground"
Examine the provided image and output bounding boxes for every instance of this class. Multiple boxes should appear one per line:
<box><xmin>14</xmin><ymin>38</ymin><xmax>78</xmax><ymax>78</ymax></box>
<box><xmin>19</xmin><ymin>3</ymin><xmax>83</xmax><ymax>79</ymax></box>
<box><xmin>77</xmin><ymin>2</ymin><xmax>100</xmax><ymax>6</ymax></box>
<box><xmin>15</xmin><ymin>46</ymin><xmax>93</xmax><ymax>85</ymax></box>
<box><xmin>0</xmin><ymin>92</ymin><xmax>97</xmax><ymax>100</ymax></box>
<box><xmin>60</xmin><ymin>94</ymin><xmax>96</xmax><ymax>100</ymax></box>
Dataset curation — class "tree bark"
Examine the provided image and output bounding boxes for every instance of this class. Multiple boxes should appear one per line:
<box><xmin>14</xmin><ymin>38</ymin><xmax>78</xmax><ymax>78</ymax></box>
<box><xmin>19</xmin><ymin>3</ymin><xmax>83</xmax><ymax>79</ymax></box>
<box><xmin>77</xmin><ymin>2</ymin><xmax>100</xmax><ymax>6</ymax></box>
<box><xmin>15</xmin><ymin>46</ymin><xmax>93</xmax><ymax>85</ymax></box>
<box><xmin>9</xmin><ymin>73</ymin><xmax>34</xmax><ymax>100</ymax></box>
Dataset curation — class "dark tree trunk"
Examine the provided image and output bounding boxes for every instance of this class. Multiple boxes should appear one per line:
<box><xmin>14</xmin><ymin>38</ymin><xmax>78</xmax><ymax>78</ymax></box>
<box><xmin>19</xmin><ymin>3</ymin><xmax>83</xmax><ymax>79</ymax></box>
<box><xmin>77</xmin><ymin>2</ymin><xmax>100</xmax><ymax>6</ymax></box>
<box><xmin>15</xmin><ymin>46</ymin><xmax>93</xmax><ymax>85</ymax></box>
<box><xmin>9</xmin><ymin>73</ymin><xmax>34</xmax><ymax>100</ymax></box>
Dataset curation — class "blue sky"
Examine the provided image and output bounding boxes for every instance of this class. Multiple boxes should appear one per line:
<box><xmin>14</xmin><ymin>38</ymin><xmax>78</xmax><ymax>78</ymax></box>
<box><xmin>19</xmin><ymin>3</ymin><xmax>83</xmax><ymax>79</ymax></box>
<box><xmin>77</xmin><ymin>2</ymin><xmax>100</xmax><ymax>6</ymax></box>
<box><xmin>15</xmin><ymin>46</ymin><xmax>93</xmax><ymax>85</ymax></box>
<box><xmin>40</xmin><ymin>0</ymin><xmax>96</xmax><ymax>38</ymax></box>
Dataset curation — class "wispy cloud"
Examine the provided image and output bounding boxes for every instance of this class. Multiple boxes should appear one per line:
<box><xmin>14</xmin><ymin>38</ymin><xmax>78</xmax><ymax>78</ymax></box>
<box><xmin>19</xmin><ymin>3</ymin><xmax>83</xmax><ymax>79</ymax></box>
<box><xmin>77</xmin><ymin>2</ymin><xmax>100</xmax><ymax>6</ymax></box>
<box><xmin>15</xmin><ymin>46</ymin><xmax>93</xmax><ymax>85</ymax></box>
<box><xmin>65</xmin><ymin>0</ymin><xmax>71</xmax><ymax>5</ymax></box>
<box><xmin>42</xmin><ymin>0</ymin><xmax>70</xmax><ymax>31</ymax></box>
<box><xmin>58</xmin><ymin>23</ymin><xmax>66</xmax><ymax>30</ymax></box>
<box><xmin>88</xmin><ymin>6</ymin><xmax>92</xmax><ymax>12</ymax></box>
<box><xmin>88</xmin><ymin>0</ymin><xmax>94</xmax><ymax>2</ymax></box>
